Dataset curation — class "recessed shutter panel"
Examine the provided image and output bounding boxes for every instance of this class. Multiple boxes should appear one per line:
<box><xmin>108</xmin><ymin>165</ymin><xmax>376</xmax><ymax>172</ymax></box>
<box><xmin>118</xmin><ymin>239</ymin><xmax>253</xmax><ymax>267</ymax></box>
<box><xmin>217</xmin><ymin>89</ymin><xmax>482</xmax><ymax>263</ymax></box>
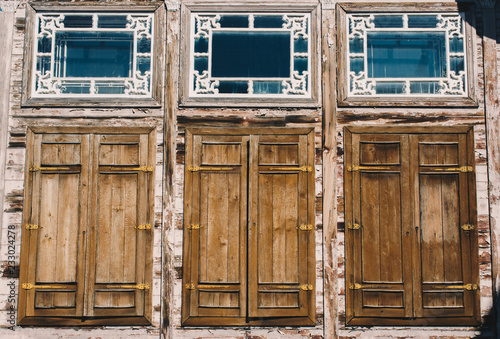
<box><xmin>411</xmin><ymin>134</ymin><xmax>477</xmax><ymax>318</ymax></box>
<box><xmin>87</xmin><ymin>134</ymin><xmax>152</xmax><ymax>318</ymax></box>
<box><xmin>248</xmin><ymin>133</ymin><xmax>314</xmax><ymax>319</ymax></box>
<box><xmin>183</xmin><ymin>132</ymin><xmax>248</xmax><ymax>318</ymax></box>
<box><xmin>19</xmin><ymin>133</ymin><xmax>88</xmax><ymax>318</ymax></box>
<box><xmin>347</xmin><ymin>133</ymin><xmax>412</xmax><ymax>319</ymax></box>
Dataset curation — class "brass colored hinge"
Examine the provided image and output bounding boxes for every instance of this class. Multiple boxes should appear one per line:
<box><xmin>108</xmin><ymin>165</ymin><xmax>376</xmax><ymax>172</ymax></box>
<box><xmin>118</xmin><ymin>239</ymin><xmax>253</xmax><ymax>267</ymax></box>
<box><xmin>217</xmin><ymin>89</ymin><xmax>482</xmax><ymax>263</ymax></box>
<box><xmin>30</xmin><ymin>166</ymin><xmax>71</xmax><ymax>172</ymax></box>
<box><xmin>349</xmin><ymin>283</ymin><xmax>363</xmax><ymax>290</ymax></box>
<box><xmin>445</xmin><ymin>283</ymin><xmax>478</xmax><ymax>291</ymax></box>
<box><xmin>104</xmin><ymin>284</ymin><xmax>150</xmax><ymax>290</ymax></box>
<box><xmin>21</xmin><ymin>283</ymin><xmax>62</xmax><ymax>290</ymax></box>
<box><xmin>135</xmin><ymin>224</ymin><xmax>152</xmax><ymax>230</ymax></box>
<box><xmin>347</xmin><ymin>223</ymin><xmax>361</xmax><ymax>230</ymax></box>
<box><xmin>299</xmin><ymin>284</ymin><xmax>314</xmax><ymax>291</ymax></box>
<box><xmin>269</xmin><ymin>166</ymin><xmax>313</xmax><ymax>172</ymax></box>
<box><xmin>186</xmin><ymin>224</ymin><xmax>201</xmax><ymax>230</ymax></box>
<box><xmin>347</xmin><ymin>165</ymin><xmax>391</xmax><ymax>172</ymax></box>
<box><xmin>297</xmin><ymin>224</ymin><xmax>314</xmax><ymax>231</ymax></box>
<box><xmin>430</xmin><ymin>166</ymin><xmax>473</xmax><ymax>173</ymax></box>
<box><xmin>188</xmin><ymin>166</ymin><xmax>233</xmax><ymax>172</ymax></box>
<box><xmin>461</xmin><ymin>224</ymin><xmax>474</xmax><ymax>231</ymax></box>
<box><xmin>185</xmin><ymin>283</ymin><xmax>195</xmax><ymax>290</ymax></box>
<box><xmin>25</xmin><ymin>224</ymin><xmax>39</xmax><ymax>230</ymax></box>
<box><xmin>111</xmin><ymin>166</ymin><xmax>153</xmax><ymax>172</ymax></box>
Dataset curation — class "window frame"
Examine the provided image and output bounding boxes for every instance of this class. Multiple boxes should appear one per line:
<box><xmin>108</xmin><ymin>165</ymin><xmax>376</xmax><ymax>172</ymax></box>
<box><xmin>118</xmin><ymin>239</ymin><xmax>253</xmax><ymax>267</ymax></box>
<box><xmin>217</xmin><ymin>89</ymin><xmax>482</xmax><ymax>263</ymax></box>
<box><xmin>179</xmin><ymin>1</ymin><xmax>321</xmax><ymax>108</ymax></box>
<box><xmin>22</xmin><ymin>2</ymin><xmax>165</xmax><ymax>108</ymax></box>
<box><xmin>337</xmin><ymin>3</ymin><xmax>478</xmax><ymax>107</ymax></box>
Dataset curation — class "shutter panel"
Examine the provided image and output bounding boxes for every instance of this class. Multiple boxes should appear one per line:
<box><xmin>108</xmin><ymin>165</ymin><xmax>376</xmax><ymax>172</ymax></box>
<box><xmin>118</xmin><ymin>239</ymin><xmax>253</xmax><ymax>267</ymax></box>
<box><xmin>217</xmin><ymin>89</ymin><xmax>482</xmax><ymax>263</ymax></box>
<box><xmin>87</xmin><ymin>134</ymin><xmax>153</xmax><ymax>318</ymax></box>
<box><xmin>248</xmin><ymin>133</ymin><xmax>315</xmax><ymax>319</ymax></box>
<box><xmin>19</xmin><ymin>133</ymin><xmax>88</xmax><ymax>319</ymax></box>
<box><xmin>183</xmin><ymin>132</ymin><xmax>248</xmax><ymax>319</ymax></box>
<box><xmin>411</xmin><ymin>133</ymin><xmax>478</xmax><ymax>318</ymax></box>
<box><xmin>346</xmin><ymin>133</ymin><xmax>412</xmax><ymax>319</ymax></box>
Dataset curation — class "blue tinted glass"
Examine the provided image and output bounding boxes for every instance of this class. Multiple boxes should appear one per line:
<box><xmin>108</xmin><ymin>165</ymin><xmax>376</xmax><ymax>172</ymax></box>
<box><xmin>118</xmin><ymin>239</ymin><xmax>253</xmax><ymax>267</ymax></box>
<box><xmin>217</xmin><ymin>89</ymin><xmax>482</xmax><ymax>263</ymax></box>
<box><xmin>63</xmin><ymin>15</ymin><xmax>93</xmax><ymax>28</ymax></box>
<box><xmin>450</xmin><ymin>57</ymin><xmax>464</xmax><ymax>74</ymax></box>
<box><xmin>194</xmin><ymin>57</ymin><xmax>208</xmax><ymax>73</ymax></box>
<box><xmin>36</xmin><ymin>56</ymin><xmax>51</xmax><ymax>73</ymax></box>
<box><xmin>294</xmin><ymin>58</ymin><xmax>307</xmax><ymax>74</ymax></box>
<box><xmin>254</xmin><ymin>16</ymin><xmax>283</xmax><ymax>28</ymax></box>
<box><xmin>38</xmin><ymin>36</ymin><xmax>51</xmax><ymax>53</ymax></box>
<box><xmin>350</xmin><ymin>57</ymin><xmax>364</xmax><ymax>75</ymax></box>
<box><xmin>410</xmin><ymin>81</ymin><xmax>440</xmax><ymax>94</ymax></box>
<box><xmin>349</xmin><ymin>36</ymin><xmax>363</xmax><ymax>54</ymax></box>
<box><xmin>254</xmin><ymin>81</ymin><xmax>282</xmax><ymax>94</ymax></box>
<box><xmin>367</xmin><ymin>32</ymin><xmax>446</xmax><ymax>78</ymax></box>
<box><xmin>137</xmin><ymin>57</ymin><xmax>151</xmax><ymax>74</ymax></box>
<box><xmin>408</xmin><ymin>15</ymin><xmax>438</xmax><ymax>28</ymax></box>
<box><xmin>96</xmin><ymin>82</ymin><xmax>126</xmax><ymax>94</ymax></box>
<box><xmin>375</xmin><ymin>82</ymin><xmax>405</xmax><ymax>94</ymax></box>
<box><xmin>373</xmin><ymin>15</ymin><xmax>403</xmax><ymax>28</ymax></box>
<box><xmin>98</xmin><ymin>15</ymin><xmax>128</xmax><ymax>28</ymax></box>
<box><xmin>218</xmin><ymin>81</ymin><xmax>248</xmax><ymax>93</ymax></box>
<box><xmin>294</xmin><ymin>36</ymin><xmax>308</xmax><ymax>53</ymax></box>
<box><xmin>195</xmin><ymin>37</ymin><xmax>209</xmax><ymax>53</ymax></box>
<box><xmin>219</xmin><ymin>15</ymin><xmax>248</xmax><ymax>28</ymax></box>
<box><xmin>211</xmin><ymin>32</ymin><xmax>291</xmax><ymax>78</ymax></box>
<box><xmin>137</xmin><ymin>37</ymin><xmax>151</xmax><ymax>53</ymax></box>
<box><xmin>55</xmin><ymin>32</ymin><xmax>133</xmax><ymax>78</ymax></box>
<box><xmin>60</xmin><ymin>81</ymin><xmax>91</xmax><ymax>94</ymax></box>
<box><xmin>450</xmin><ymin>37</ymin><xmax>464</xmax><ymax>53</ymax></box>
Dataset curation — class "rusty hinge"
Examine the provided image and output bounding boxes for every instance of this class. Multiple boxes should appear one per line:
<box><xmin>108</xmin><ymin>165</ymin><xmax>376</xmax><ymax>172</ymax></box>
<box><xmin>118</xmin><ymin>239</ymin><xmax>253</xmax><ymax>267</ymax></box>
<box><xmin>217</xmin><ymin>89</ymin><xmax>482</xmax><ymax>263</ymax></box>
<box><xmin>135</xmin><ymin>224</ymin><xmax>152</xmax><ymax>230</ymax></box>
<box><xmin>347</xmin><ymin>223</ymin><xmax>361</xmax><ymax>230</ymax></box>
<box><xmin>30</xmin><ymin>166</ymin><xmax>71</xmax><ymax>172</ymax></box>
<box><xmin>185</xmin><ymin>283</ymin><xmax>195</xmax><ymax>290</ymax></box>
<box><xmin>300</xmin><ymin>284</ymin><xmax>314</xmax><ymax>291</ymax></box>
<box><xmin>104</xmin><ymin>284</ymin><xmax>150</xmax><ymax>290</ymax></box>
<box><xmin>430</xmin><ymin>166</ymin><xmax>473</xmax><ymax>173</ymax></box>
<box><xmin>297</xmin><ymin>224</ymin><xmax>314</xmax><ymax>231</ymax></box>
<box><xmin>347</xmin><ymin>165</ymin><xmax>391</xmax><ymax>172</ymax></box>
<box><xmin>349</xmin><ymin>283</ymin><xmax>363</xmax><ymax>290</ymax></box>
<box><xmin>188</xmin><ymin>166</ymin><xmax>233</xmax><ymax>172</ymax></box>
<box><xmin>461</xmin><ymin>224</ymin><xmax>474</xmax><ymax>231</ymax></box>
<box><xmin>269</xmin><ymin>166</ymin><xmax>313</xmax><ymax>172</ymax></box>
<box><xmin>186</xmin><ymin>224</ymin><xmax>201</xmax><ymax>230</ymax></box>
<box><xmin>445</xmin><ymin>283</ymin><xmax>478</xmax><ymax>291</ymax></box>
<box><xmin>25</xmin><ymin>224</ymin><xmax>39</xmax><ymax>230</ymax></box>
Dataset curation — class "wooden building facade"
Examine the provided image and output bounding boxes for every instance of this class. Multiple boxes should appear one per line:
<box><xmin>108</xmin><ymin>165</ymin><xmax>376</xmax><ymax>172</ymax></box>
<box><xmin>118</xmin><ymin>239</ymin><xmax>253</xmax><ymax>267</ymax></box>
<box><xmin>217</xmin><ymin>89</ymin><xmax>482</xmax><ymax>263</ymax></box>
<box><xmin>0</xmin><ymin>0</ymin><xmax>498</xmax><ymax>338</ymax></box>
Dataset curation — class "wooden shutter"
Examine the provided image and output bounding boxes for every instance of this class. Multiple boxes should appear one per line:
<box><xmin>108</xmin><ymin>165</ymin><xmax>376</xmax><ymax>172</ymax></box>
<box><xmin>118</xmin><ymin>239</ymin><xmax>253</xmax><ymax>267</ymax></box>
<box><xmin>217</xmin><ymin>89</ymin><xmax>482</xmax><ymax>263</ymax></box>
<box><xmin>410</xmin><ymin>133</ymin><xmax>478</xmax><ymax>320</ymax></box>
<box><xmin>182</xmin><ymin>131</ymin><xmax>248</xmax><ymax>320</ymax></box>
<box><xmin>87</xmin><ymin>134</ymin><xmax>153</xmax><ymax>319</ymax></box>
<box><xmin>19</xmin><ymin>133</ymin><xmax>89</xmax><ymax>320</ymax></box>
<box><xmin>345</xmin><ymin>132</ymin><xmax>412</xmax><ymax>320</ymax></box>
<box><xmin>248</xmin><ymin>133</ymin><xmax>315</xmax><ymax>320</ymax></box>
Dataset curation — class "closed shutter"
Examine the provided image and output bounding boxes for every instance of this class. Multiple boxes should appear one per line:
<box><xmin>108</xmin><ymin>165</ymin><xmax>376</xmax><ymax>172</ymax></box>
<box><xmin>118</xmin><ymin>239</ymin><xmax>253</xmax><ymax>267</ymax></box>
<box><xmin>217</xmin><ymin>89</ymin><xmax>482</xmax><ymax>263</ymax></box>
<box><xmin>182</xmin><ymin>128</ymin><xmax>315</xmax><ymax>326</ymax></box>
<box><xmin>18</xmin><ymin>128</ymin><xmax>154</xmax><ymax>326</ymax></box>
<box><xmin>345</xmin><ymin>126</ymin><xmax>479</xmax><ymax>326</ymax></box>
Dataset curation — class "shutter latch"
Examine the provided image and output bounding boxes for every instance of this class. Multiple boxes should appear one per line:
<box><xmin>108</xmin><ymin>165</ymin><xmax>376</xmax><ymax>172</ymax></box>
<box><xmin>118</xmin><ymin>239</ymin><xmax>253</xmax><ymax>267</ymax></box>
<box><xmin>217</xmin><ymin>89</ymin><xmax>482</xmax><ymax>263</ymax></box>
<box><xmin>25</xmin><ymin>224</ymin><xmax>39</xmax><ymax>230</ymax></box>
<box><xmin>461</xmin><ymin>224</ymin><xmax>474</xmax><ymax>231</ymax></box>
<box><xmin>347</xmin><ymin>223</ymin><xmax>361</xmax><ymax>230</ymax></box>
<box><xmin>349</xmin><ymin>283</ymin><xmax>363</xmax><ymax>290</ymax></box>
<box><xmin>296</xmin><ymin>224</ymin><xmax>314</xmax><ymax>231</ymax></box>
<box><xmin>185</xmin><ymin>283</ymin><xmax>195</xmax><ymax>290</ymax></box>
<box><xmin>135</xmin><ymin>224</ymin><xmax>152</xmax><ymax>230</ymax></box>
<box><xmin>186</xmin><ymin>224</ymin><xmax>201</xmax><ymax>230</ymax></box>
<box><xmin>299</xmin><ymin>284</ymin><xmax>314</xmax><ymax>291</ymax></box>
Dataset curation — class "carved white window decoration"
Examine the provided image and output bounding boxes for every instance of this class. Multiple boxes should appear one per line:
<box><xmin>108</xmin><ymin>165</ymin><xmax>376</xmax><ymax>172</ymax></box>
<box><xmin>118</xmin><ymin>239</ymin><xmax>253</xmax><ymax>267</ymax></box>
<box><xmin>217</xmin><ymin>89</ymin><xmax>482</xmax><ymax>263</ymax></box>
<box><xmin>33</xmin><ymin>13</ymin><xmax>154</xmax><ymax>97</ymax></box>
<box><xmin>347</xmin><ymin>13</ymin><xmax>467</xmax><ymax>96</ymax></box>
<box><xmin>190</xmin><ymin>13</ymin><xmax>311</xmax><ymax>97</ymax></box>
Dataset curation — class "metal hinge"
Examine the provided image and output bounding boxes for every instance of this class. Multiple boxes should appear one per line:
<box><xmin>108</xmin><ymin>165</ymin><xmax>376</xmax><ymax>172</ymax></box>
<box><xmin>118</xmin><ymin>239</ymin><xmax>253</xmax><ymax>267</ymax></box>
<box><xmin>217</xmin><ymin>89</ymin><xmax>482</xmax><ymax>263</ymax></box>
<box><xmin>347</xmin><ymin>223</ymin><xmax>361</xmax><ymax>230</ymax></box>
<box><xmin>461</xmin><ymin>224</ymin><xmax>474</xmax><ymax>231</ymax></box>
<box><xmin>185</xmin><ymin>283</ymin><xmax>195</xmax><ymax>290</ymax></box>
<box><xmin>430</xmin><ymin>166</ymin><xmax>473</xmax><ymax>173</ymax></box>
<box><xmin>445</xmin><ymin>283</ymin><xmax>478</xmax><ymax>291</ymax></box>
<box><xmin>103</xmin><ymin>284</ymin><xmax>150</xmax><ymax>290</ymax></box>
<box><xmin>30</xmin><ymin>166</ymin><xmax>71</xmax><ymax>172</ymax></box>
<box><xmin>349</xmin><ymin>283</ymin><xmax>363</xmax><ymax>290</ymax></box>
<box><xmin>347</xmin><ymin>165</ymin><xmax>391</xmax><ymax>172</ymax></box>
<box><xmin>297</xmin><ymin>224</ymin><xmax>314</xmax><ymax>231</ymax></box>
<box><xmin>269</xmin><ymin>166</ymin><xmax>313</xmax><ymax>172</ymax></box>
<box><xmin>299</xmin><ymin>284</ymin><xmax>314</xmax><ymax>291</ymax></box>
<box><xmin>21</xmin><ymin>283</ymin><xmax>64</xmax><ymax>290</ymax></box>
<box><xmin>188</xmin><ymin>166</ymin><xmax>233</xmax><ymax>172</ymax></box>
<box><xmin>135</xmin><ymin>224</ymin><xmax>152</xmax><ymax>230</ymax></box>
<box><xmin>186</xmin><ymin>224</ymin><xmax>201</xmax><ymax>230</ymax></box>
<box><xmin>25</xmin><ymin>224</ymin><xmax>39</xmax><ymax>230</ymax></box>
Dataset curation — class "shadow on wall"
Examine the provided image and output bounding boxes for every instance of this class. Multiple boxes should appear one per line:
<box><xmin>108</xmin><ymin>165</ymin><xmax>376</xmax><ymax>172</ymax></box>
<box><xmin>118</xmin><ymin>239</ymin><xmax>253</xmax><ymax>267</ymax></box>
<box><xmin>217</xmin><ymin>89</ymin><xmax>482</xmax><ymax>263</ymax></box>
<box><xmin>474</xmin><ymin>288</ymin><xmax>498</xmax><ymax>338</ymax></box>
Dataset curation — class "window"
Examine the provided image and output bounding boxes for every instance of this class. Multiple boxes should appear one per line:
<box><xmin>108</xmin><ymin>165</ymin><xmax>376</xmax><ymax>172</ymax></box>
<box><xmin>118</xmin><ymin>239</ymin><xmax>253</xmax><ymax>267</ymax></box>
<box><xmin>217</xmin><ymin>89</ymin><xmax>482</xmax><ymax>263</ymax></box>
<box><xmin>18</xmin><ymin>128</ymin><xmax>155</xmax><ymax>326</ymax></box>
<box><xmin>180</xmin><ymin>2</ymin><xmax>320</xmax><ymax>107</ymax></box>
<box><xmin>182</xmin><ymin>128</ymin><xmax>315</xmax><ymax>326</ymax></box>
<box><xmin>22</xmin><ymin>3</ymin><xmax>165</xmax><ymax>107</ymax></box>
<box><xmin>337</xmin><ymin>4</ymin><xmax>477</xmax><ymax>106</ymax></box>
<box><xmin>344</xmin><ymin>126</ymin><xmax>480</xmax><ymax>326</ymax></box>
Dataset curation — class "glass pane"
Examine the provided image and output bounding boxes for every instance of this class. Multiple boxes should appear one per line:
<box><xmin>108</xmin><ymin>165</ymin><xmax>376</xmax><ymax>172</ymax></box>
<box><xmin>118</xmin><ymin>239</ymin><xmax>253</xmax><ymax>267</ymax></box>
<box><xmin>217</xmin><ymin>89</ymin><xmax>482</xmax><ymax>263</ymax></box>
<box><xmin>375</xmin><ymin>82</ymin><xmax>405</xmax><ymax>94</ymax></box>
<box><xmin>450</xmin><ymin>57</ymin><xmax>465</xmax><ymax>74</ymax></box>
<box><xmin>211</xmin><ymin>32</ymin><xmax>291</xmax><ymax>78</ymax></box>
<box><xmin>194</xmin><ymin>37</ymin><xmax>209</xmax><ymax>53</ymax></box>
<box><xmin>253</xmin><ymin>81</ymin><xmax>282</xmax><ymax>94</ymax></box>
<box><xmin>36</xmin><ymin>56</ymin><xmax>51</xmax><ymax>73</ymax></box>
<box><xmin>294</xmin><ymin>58</ymin><xmax>307</xmax><ymax>74</ymax></box>
<box><xmin>98</xmin><ymin>15</ymin><xmax>128</xmax><ymax>29</ymax></box>
<box><xmin>349</xmin><ymin>36</ymin><xmax>363</xmax><ymax>54</ymax></box>
<box><xmin>54</xmin><ymin>32</ymin><xmax>133</xmax><ymax>78</ymax></box>
<box><xmin>137</xmin><ymin>57</ymin><xmax>151</xmax><ymax>75</ymax></box>
<box><xmin>373</xmin><ymin>15</ymin><xmax>403</xmax><ymax>28</ymax></box>
<box><xmin>96</xmin><ymin>81</ymin><xmax>126</xmax><ymax>94</ymax></box>
<box><xmin>137</xmin><ymin>37</ymin><xmax>151</xmax><ymax>54</ymax></box>
<box><xmin>218</xmin><ymin>81</ymin><xmax>248</xmax><ymax>93</ymax></box>
<box><xmin>38</xmin><ymin>36</ymin><xmax>52</xmax><ymax>53</ymax></box>
<box><xmin>60</xmin><ymin>81</ymin><xmax>91</xmax><ymax>94</ymax></box>
<box><xmin>254</xmin><ymin>16</ymin><xmax>283</xmax><ymax>28</ymax></box>
<box><xmin>294</xmin><ymin>36</ymin><xmax>308</xmax><ymax>53</ymax></box>
<box><xmin>350</xmin><ymin>57</ymin><xmax>364</xmax><ymax>75</ymax></box>
<box><xmin>450</xmin><ymin>36</ymin><xmax>464</xmax><ymax>53</ymax></box>
<box><xmin>194</xmin><ymin>57</ymin><xmax>208</xmax><ymax>73</ymax></box>
<box><xmin>408</xmin><ymin>15</ymin><xmax>438</xmax><ymax>28</ymax></box>
<box><xmin>410</xmin><ymin>81</ymin><xmax>440</xmax><ymax>94</ymax></box>
<box><xmin>63</xmin><ymin>15</ymin><xmax>93</xmax><ymax>28</ymax></box>
<box><xmin>367</xmin><ymin>32</ymin><xmax>446</xmax><ymax>78</ymax></box>
<box><xmin>219</xmin><ymin>15</ymin><xmax>248</xmax><ymax>28</ymax></box>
